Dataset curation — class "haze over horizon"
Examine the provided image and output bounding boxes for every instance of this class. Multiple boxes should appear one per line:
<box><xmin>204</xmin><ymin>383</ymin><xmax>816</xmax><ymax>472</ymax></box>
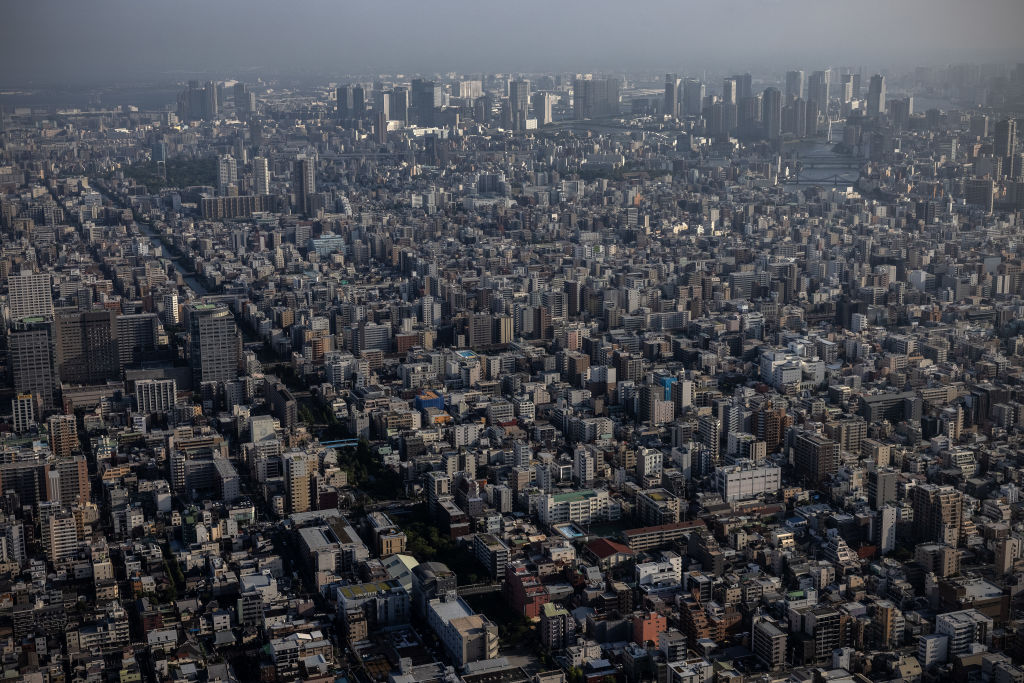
<box><xmin>2</xmin><ymin>0</ymin><xmax>1024</xmax><ymax>86</ymax></box>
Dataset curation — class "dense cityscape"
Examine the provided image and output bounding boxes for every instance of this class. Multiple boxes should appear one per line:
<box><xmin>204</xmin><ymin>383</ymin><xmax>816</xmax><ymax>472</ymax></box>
<box><xmin>2</xmin><ymin>16</ymin><xmax>1024</xmax><ymax>683</ymax></box>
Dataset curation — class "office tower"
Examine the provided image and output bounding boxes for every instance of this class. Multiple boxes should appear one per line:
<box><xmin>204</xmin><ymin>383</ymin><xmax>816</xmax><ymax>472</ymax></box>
<box><xmin>374</xmin><ymin>89</ymin><xmax>390</xmax><ymax>119</ymax></box>
<box><xmin>292</xmin><ymin>155</ymin><xmax>316</xmax><ymax>215</ymax></box>
<box><xmin>55</xmin><ymin>310</ymin><xmax>119</xmax><ymax>385</ymax></box>
<box><xmin>12</xmin><ymin>394</ymin><xmax>36</xmax><ymax>433</ymax></box>
<box><xmin>808</xmin><ymin>70</ymin><xmax>830</xmax><ymax>111</ymax></box>
<box><xmin>376</xmin><ymin>110</ymin><xmax>388</xmax><ymax>144</ymax></box>
<box><xmin>682</xmin><ymin>79</ymin><xmax>705</xmax><ymax>116</ymax></box>
<box><xmin>664</xmin><ymin>74</ymin><xmax>679</xmax><ymax>118</ymax></box>
<box><xmin>9</xmin><ymin>317</ymin><xmax>57</xmax><ymax>411</ymax></box>
<box><xmin>217</xmin><ymin>154</ymin><xmax>237</xmax><ymax>195</ymax></box>
<box><xmin>233</xmin><ymin>82</ymin><xmax>248</xmax><ymax>113</ymax></box>
<box><xmin>509</xmin><ymin>79</ymin><xmax>530</xmax><ymax>131</ymax></box>
<box><xmin>41</xmin><ymin>507</ymin><xmax>78</xmax><ymax>563</ymax></box>
<box><xmin>254</xmin><ymin>156</ymin><xmax>270</xmax><ymax>195</ymax></box>
<box><xmin>283</xmin><ymin>451</ymin><xmax>313</xmax><ymax>514</ymax></box>
<box><xmin>47</xmin><ymin>414</ymin><xmax>78</xmax><ymax>458</ymax></box>
<box><xmin>9</xmin><ymin>272</ymin><xmax>53</xmax><ymax>319</ymax></box>
<box><xmin>733</xmin><ymin>73</ymin><xmax>753</xmax><ymax>100</ymax></box>
<box><xmin>965</xmin><ymin>178</ymin><xmax>995</xmax><ymax>213</ymax></box>
<box><xmin>851</xmin><ymin>72</ymin><xmax>862</xmax><ymax>98</ymax></box>
<box><xmin>136</xmin><ymin>379</ymin><xmax>177</xmax><ymax>414</ymax></box>
<box><xmin>722</xmin><ymin>78</ymin><xmax>737</xmax><ymax>105</ymax></box>
<box><xmin>785</xmin><ymin>70</ymin><xmax>805</xmax><ymax>100</ymax></box>
<box><xmin>185</xmin><ymin>303</ymin><xmax>240</xmax><ymax>385</ymax></box>
<box><xmin>411</xmin><ymin>79</ymin><xmax>442</xmax><ymax>126</ymax></box>
<box><xmin>337</xmin><ymin>85</ymin><xmax>353</xmax><ymax>121</ymax></box>
<box><xmin>573</xmin><ymin>77</ymin><xmax>620</xmax><ymax>119</ymax></box>
<box><xmin>53</xmin><ymin>456</ymin><xmax>89</xmax><ymax>506</ymax></box>
<box><xmin>867</xmin><ymin>74</ymin><xmax>886</xmax><ymax>117</ymax></box>
<box><xmin>116</xmin><ymin>313</ymin><xmax>158</xmax><ymax>368</ymax></box>
<box><xmin>791</xmin><ymin>431</ymin><xmax>839</xmax><ymax>487</ymax></box>
<box><xmin>351</xmin><ymin>85</ymin><xmax>366</xmax><ymax>120</ymax></box>
<box><xmin>911</xmin><ymin>484</ymin><xmax>962</xmax><ymax>546</ymax></box>
<box><xmin>867</xmin><ymin>468</ymin><xmax>898</xmax><ymax>510</ymax></box>
<box><xmin>202</xmin><ymin>81</ymin><xmax>219</xmax><ymax>119</ymax></box>
<box><xmin>390</xmin><ymin>86</ymin><xmax>409</xmax><ymax>124</ymax></box>
<box><xmin>994</xmin><ymin>118</ymin><xmax>1017</xmax><ymax>165</ymax></box>
<box><xmin>532</xmin><ymin>92</ymin><xmax>553</xmax><ymax>126</ymax></box>
<box><xmin>762</xmin><ymin>88</ymin><xmax>782</xmax><ymax>140</ymax></box>
<box><xmin>162</xmin><ymin>292</ymin><xmax>180</xmax><ymax>325</ymax></box>
<box><xmin>783</xmin><ymin>97</ymin><xmax>807</xmax><ymax>138</ymax></box>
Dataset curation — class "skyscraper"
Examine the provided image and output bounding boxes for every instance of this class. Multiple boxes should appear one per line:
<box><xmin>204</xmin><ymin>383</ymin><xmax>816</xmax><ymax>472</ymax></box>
<box><xmin>911</xmin><ymin>484</ymin><xmax>962</xmax><ymax>546</ymax></box>
<box><xmin>55</xmin><ymin>310</ymin><xmax>120</xmax><ymax>385</ymax></box>
<box><xmin>337</xmin><ymin>85</ymin><xmax>353</xmax><ymax>121</ymax></box>
<box><xmin>292</xmin><ymin>155</ymin><xmax>316</xmax><ymax>215</ymax></box>
<box><xmin>532</xmin><ymin>92</ymin><xmax>553</xmax><ymax>126</ymax></box>
<box><xmin>682</xmin><ymin>79</ymin><xmax>705</xmax><ymax>116</ymax></box>
<box><xmin>390</xmin><ymin>86</ymin><xmax>409</xmax><ymax>124</ymax></box>
<box><xmin>9</xmin><ymin>317</ymin><xmax>57</xmax><ymax>411</ymax></box>
<box><xmin>808</xmin><ymin>70</ymin><xmax>830</xmax><ymax>112</ymax></box>
<box><xmin>664</xmin><ymin>74</ymin><xmax>679</xmax><ymax>118</ymax></box>
<box><xmin>722</xmin><ymin>78</ymin><xmax>737</xmax><ymax>105</ymax></box>
<box><xmin>867</xmin><ymin>74</ymin><xmax>886</xmax><ymax>117</ymax></box>
<box><xmin>785</xmin><ymin>70</ymin><xmax>805</xmax><ymax>100</ymax></box>
<box><xmin>762</xmin><ymin>87</ymin><xmax>782</xmax><ymax>140</ymax></box>
<box><xmin>186</xmin><ymin>303</ymin><xmax>240</xmax><ymax>386</ymax></box>
<box><xmin>411</xmin><ymin>79</ymin><xmax>442</xmax><ymax>126</ymax></box>
<box><xmin>9</xmin><ymin>272</ymin><xmax>53</xmax><ymax>319</ymax></box>
<box><xmin>217</xmin><ymin>154</ymin><xmax>237</xmax><ymax>195</ymax></box>
<box><xmin>509</xmin><ymin>79</ymin><xmax>530</xmax><ymax>131</ymax></box>
<box><xmin>732</xmin><ymin>73</ymin><xmax>753</xmax><ymax>100</ymax></box>
<box><xmin>254</xmin><ymin>156</ymin><xmax>270</xmax><ymax>195</ymax></box>
<box><xmin>995</xmin><ymin>118</ymin><xmax>1017</xmax><ymax>162</ymax></box>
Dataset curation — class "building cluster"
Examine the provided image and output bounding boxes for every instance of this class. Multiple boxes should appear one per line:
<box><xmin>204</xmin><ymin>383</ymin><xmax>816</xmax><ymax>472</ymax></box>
<box><xmin>0</xmin><ymin>63</ymin><xmax>1023</xmax><ymax>683</ymax></box>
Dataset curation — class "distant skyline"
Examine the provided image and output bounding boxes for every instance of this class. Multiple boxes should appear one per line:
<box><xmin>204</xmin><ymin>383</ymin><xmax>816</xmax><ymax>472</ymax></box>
<box><xmin>2</xmin><ymin>0</ymin><xmax>1023</xmax><ymax>85</ymax></box>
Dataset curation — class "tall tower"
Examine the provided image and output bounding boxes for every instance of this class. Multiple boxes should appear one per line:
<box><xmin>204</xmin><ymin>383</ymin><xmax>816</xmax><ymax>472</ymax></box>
<box><xmin>682</xmin><ymin>79</ymin><xmax>705</xmax><ymax>116</ymax></box>
<box><xmin>185</xmin><ymin>303</ymin><xmax>240</xmax><ymax>386</ymax></box>
<box><xmin>55</xmin><ymin>310</ymin><xmax>120</xmax><ymax>385</ymax></box>
<box><xmin>9</xmin><ymin>317</ymin><xmax>57</xmax><ymax>411</ymax></box>
<box><xmin>867</xmin><ymin>74</ymin><xmax>886</xmax><ymax>117</ymax></box>
<box><xmin>292</xmin><ymin>156</ymin><xmax>315</xmax><ymax>215</ymax></box>
<box><xmin>9</xmin><ymin>272</ymin><xmax>53</xmax><ymax>319</ymax></box>
<box><xmin>217</xmin><ymin>154</ymin><xmax>237</xmax><ymax>195</ymax></box>
<box><xmin>664</xmin><ymin>74</ymin><xmax>679</xmax><ymax>118</ymax></box>
<box><xmin>509</xmin><ymin>79</ymin><xmax>530</xmax><ymax>131</ymax></box>
<box><xmin>531</xmin><ymin>92</ymin><xmax>553</xmax><ymax>126</ymax></box>
<box><xmin>283</xmin><ymin>452</ymin><xmax>313</xmax><ymax>514</ymax></box>
<box><xmin>785</xmin><ymin>70</ymin><xmax>805</xmax><ymax>100</ymax></box>
<box><xmin>762</xmin><ymin>88</ymin><xmax>783</xmax><ymax>140</ymax></box>
<box><xmin>995</xmin><ymin>118</ymin><xmax>1017</xmax><ymax>162</ymax></box>
<box><xmin>254</xmin><ymin>156</ymin><xmax>270</xmax><ymax>195</ymax></box>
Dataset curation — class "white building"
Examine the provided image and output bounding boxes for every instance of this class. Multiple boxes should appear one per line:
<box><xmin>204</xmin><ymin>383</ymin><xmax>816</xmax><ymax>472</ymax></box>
<box><xmin>712</xmin><ymin>460</ymin><xmax>781</xmax><ymax>501</ymax></box>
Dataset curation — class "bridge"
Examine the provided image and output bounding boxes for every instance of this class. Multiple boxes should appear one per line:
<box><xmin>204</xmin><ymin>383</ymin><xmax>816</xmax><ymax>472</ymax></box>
<box><xmin>320</xmin><ymin>439</ymin><xmax>360</xmax><ymax>449</ymax></box>
<box><xmin>458</xmin><ymin>582</ymin><xmax>503</xmax><ymax>597</ymax></box>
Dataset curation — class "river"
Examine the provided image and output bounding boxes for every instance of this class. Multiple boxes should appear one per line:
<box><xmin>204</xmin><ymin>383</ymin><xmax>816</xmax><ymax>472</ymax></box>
<box><xmin>135</xmin><ymin>220</ymin><xmax>209</xmax><ymax>295</ymax></box>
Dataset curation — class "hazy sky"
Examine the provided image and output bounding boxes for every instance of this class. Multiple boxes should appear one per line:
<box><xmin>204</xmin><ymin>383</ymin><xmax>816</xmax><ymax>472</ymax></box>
<box><xmin>2</xmin><ymin>0</ymin><xmax>1023</xmax><ymax>84</ymax></box>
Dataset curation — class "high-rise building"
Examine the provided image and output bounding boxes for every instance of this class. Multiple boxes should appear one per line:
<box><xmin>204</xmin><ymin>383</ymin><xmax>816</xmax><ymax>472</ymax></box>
<box><xmin>9</xmin><ymin>272</ymin><xmax>53</xmax><ymax>320</ymax></box>
<box><xmin>697</xmin><ymin>414</ymin><xmax>721</xmax><ymax>466</ymax></box>
<box><xmin>411</xmin><ymin>79</ymin><xmax>442</xmax><ymax>126</ymax></box>
<box><xmin>867</xmin><ymin>468</ymin><xmax>898</xmax><ymax>510</ymax></box>
<box><xmin>808</xmin><ymin>70</ymin><xmax>830</xmax><ymax>113</ymax></box>
<box><xmin>509</xmin><ymin>80</ymin><xmax>530</xmax><ymax>131</ymax></box>
<box><xmin>752</xmin><ymin>618</ymin><xmax>787</xmax><ymax>669</ymax></box>
<box><xmin>664</xmin><ymin>74</ymin><xmax>679</xmax><ymax>118</ymax></box>
<box><xmin>867</xmin><ymin>74</ymin><xmax>886</xmax><ymax>117</ymax></box>
<box><xmin>337</xmin><ymin>85</ymin><xmax>353</xmax><ymax>121</ymax></box>
<box><xmin>185</xmin><ymin>303</ymin><xmax>240</xmax><ymax>386</ymax></box>
<box><xmin>732</xmin><ymin>73</ymin><xmax>753</xmax><ymax>100</ymax></box>
<box><xmin>116</xmin><ymin>313</ymin><xmax>159</xmax><ymax>367</ymax></box>
<box><xmin>283</xmin><ymin>451</ymin><xmax>314</xmax><ymax>514</ymax></box>
<box><xmin>217</xmin><ymin>154</ymin><xmax>237</xmax><ymax>195</ymax></box>
<box><xmin>911</xmin><ymin>484</ymin><xmax>962</xmax><ymax>546</ymax></box>
<box><xmin>253</xmin><ymin>156</ymin><xmax>270</xmax><ymax>195</ymax></box>
<box><xmin>390</xmin><ymin>86</ymin><xmax>409</xmax><ymax>124</ymax></box>
<box><xmin>9</xmin><ymin>317</ymin><xmax>57</xmax><ymax>411</ymax></box>
<box><xmin>47</xmin><ymin>414</ymin><xmax>78</xmax><ymax>458</ymax></box>
<box><xmin>762</xmin><ymin>87</ymin><xmax>782</xmax><ymax>140</ymax></box>
<box><xmin>872</xmin><ymin>600</ymin><xmax>905</xmax><ymax>650</ymax></box>
<box><xmin>11</xmin><ymin>394</ymin><xmax>37</xmax><ymax>433</ymax></box>
<box><xmin>55</xmin><ymin>310</ymin><xmax>119</xmax><ymax>385</ymax></box>
<box><xmin>722</xmin><ymin>78</ymin><xmax>737</xmax><ymax>105</ymax></box>
<box><xmin>994</xmin><ymin>118</ymin><xmax>1017</xmax><ymax>164</ymax></box>
<box><xmin>531</xmin><ymin>92</ymin><xmax>553</xmax><ymax>126</ymax></box>
<box><xmin>135</xmin><ymin>379</ymin><xmax>177</xmax><ymax>414</ymax></box>
<box><xmin>785</xmin><ymin>70</ymin><xmax>805</xmax><ymax>100</ymax></box>
<box><xmin>573</xmin><ymin>77</ymin><xmax>620</xmax><ymax>120</ymax></box>
<box><xmin>53</xmin><ymin>456</ymin><xmax>89</xmax><ymax>506</ymax></box>
<box><xmin>965</xmin><ymin>178</ymin><xmax>995</xmax><ymax>213</ymax></box>
<box><xmin>682</xmin><ymin>79</ymin><xmax>705</xmax><ymax>116</ymax></box>
<box><xmin>292</xmin><ymin>155</ymin><xmax>316</xmax><ymax>215</ymax></box>
<box><xmin>935</xmin><ymin>610</ymin><xmax>992</xmax><ymax>656</ymax></box>
<box><xmin>41</xmin><ymin>507</ymin><xmax>78</xmax><ymax>564</ymax></box>
<box><xmin>791</xmin><ymin>431</ymin><xmax>839</xmax><ymax>487</ymax></box>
